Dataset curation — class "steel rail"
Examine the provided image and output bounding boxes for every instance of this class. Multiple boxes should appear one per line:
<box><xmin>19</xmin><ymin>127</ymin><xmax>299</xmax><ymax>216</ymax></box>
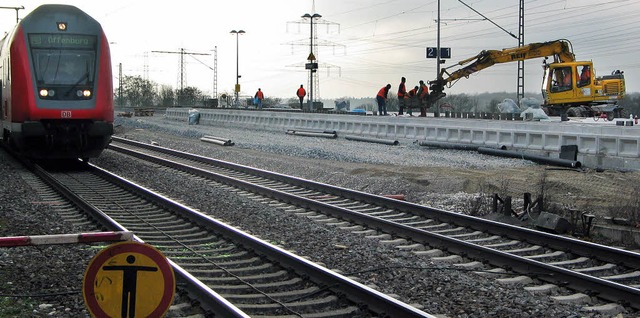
<box><xmin>26</xmin><ymin>161</ymin><xmax>252</xmax><ymax>318</ymax></box>
<box><xmin>109</xmin><ymin>137</ymin><xmax>640</xmax><ymax>309</ymax></box>
<box><xmin>90</xmin><ymin>162</ymin><xmax>433</xmax><ymax>318</ymax></box>
<box><xmin>31</xmin><ymin>154</ymin><xmax>432</xmax><ymax>317</ymax></box>
<box><xmin>111</xmin><ymin>137</ymin><xmax>639</xmax><ymax>268</ymax></box>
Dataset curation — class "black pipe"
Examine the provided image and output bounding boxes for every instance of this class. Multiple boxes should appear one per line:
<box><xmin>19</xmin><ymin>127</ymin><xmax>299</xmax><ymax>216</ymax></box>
<box><xmin>286</xmin><ymin>131</ymin><xmax>337</xmax><ymax>139</ymax></box>
<box><xmin>345</xmin><ymin>135</ymin><xmax>399</xmax><ymax>145</ymax></box>
<box><xmin>478</xmin><ymin>147</ymin><xmax>581</xmax><ymax>168</ymax></box>
<box><xmin>288</xmin><ymin>128</ymin><xmax>337</xmax><ymax>135</ymax></box>
<box><xmin>418</xmin><ymin>140</ymin><xmax>506</xmax><ymax>151</ymax></box>
<box><xmin>200</xmin><ymin>137</ymin><xmax>234</xmax><ymax>146</ymax></box>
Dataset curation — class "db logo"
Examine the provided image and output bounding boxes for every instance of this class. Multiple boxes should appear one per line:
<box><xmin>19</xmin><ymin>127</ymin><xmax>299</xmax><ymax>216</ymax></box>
<box><xmin>61</xmin><ymin>111</ymin><xmax>72</xmax><ymax>118</ymax></box>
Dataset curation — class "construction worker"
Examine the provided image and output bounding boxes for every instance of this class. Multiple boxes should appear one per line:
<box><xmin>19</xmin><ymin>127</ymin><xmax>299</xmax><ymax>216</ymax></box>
<box><xmin>407</xmin><ymin>86</ymin><xmax>418</xmax><ymax>116</ymax></box>
<box><xmin>296</xmin><ymin>84</ymin><xmax>306</xmax><ymax>109</ymax></box>
<box><xmin>376</xmin><ymin>84</ymin><xmax>391</xmax><ymax>116</ymax></box>
<box><xmin>254</xmin><ymin>88</ymin><xmax>264</xmax><ymax>109</ymax></box>
<box><xmin>579</xmin><ymin>65</ymin><xmax>591</xmax><ymax>86</ymax></box>
<box><xmin>417</xmin><ymin>80</ymin><xmax>429</xmax><ymax>99</ymax></box>
<box><xmin>397</xmin><ymin>77</ymin><xmax>407</xmax><ymax>115</ymax></box>
<box><xmin>408</xmin><ymin>86</ymin><xmax>418</xmax><ymax>97</ymax></box>
<box><xmin>562</xmin><ymin>68</ymin><xmax>572</xmax><ymax>88</ymax></box>
<box><xmin>417</xmin><ymin>80</ymin><xmax>429</xmax><ymax>117</ymax></box>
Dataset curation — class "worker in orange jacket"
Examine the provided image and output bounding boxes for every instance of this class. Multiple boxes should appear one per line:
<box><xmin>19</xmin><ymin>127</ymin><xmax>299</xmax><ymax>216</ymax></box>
<box><xmin>417</xmin><ymin>80</ymin><xmax>429</xmax><ymax>117</ymax></box>
<box><xmin>397</xmin><ymin>77</ymin><xmax>407</xmax><ymax>115</ymax></box>
<box><xmin>376</xmin><ymin>84</ymin><xmax>391</xmax><ymax>116</ymax></box>
<box><xmin>406</xmin><ymin>86</ymin><xmax>418</xmax><ymax>116</ymax></box>
<box><xmin>296</xmin><ymin>84</ymin><xmax>306</xmax><ymax>109</ymax></box>
<box><xmin>579</xmin><ymin>65</ymin><xmax>591</xmax><ymax>86</ymax></box>
<box><xmin>254</xmin><ymin>88</ymin><xmax>264</xmax><ymax>109</ymax></box>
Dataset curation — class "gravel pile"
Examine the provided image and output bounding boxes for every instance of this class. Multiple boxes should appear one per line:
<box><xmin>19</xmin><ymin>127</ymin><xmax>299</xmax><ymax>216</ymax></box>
<box><xmin>0</xmin><ymin>114</ymin><xmax>625</xmax><ymax>317</ymax></box>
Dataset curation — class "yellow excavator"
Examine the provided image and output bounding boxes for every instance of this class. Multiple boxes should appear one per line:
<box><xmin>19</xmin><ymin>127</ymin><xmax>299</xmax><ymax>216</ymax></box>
<box><xmin>427</xmin><ymin>40</ymin><xmax>626</xmax><ymax>120</ymax></box>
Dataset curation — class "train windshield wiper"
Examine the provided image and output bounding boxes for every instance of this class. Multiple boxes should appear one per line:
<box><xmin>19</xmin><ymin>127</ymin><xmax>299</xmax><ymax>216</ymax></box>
<box><xmin>64</xmin><ymin>71</ymin><xmax>90</xmax><ymax>96</ymax></box>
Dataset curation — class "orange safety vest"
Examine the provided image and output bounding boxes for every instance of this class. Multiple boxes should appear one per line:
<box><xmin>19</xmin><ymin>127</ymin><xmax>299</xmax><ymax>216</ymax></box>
<box><xmin>397</xmin><ymin>82</ymin><xmax>406</xmax><ymax>98</ymax></box>
<box><xmin>256</xmin><ymin>90</ymin><xmax>264</xmax><ymax>100</ymax></box>
<box><xmin>377</xmin><ymin>86</ymin><xmax>388</xmax><ymax>99</ymax></box>
<box><xmin>297</xmin><ymin>87</ymin><xmax>306</xmax><ymax>98</ymax></box>
<box><xmin>563</xmin><ymin>72</ymin><xmax>572</xmax><ymax>86</ymax></box>
<box><xmin>580</xmin><ymin>69</ymin><xmax>591</xmax><ymax>82</ymax></box>
<box><xmin>419</xmin><ymin>84</ymin><xmax>429</xmax><ymax>98</ymax></box>
<box><xmin>408</xmin><ymin>88</ymin><xmax>417</xmax><ymax>97</ymax></box>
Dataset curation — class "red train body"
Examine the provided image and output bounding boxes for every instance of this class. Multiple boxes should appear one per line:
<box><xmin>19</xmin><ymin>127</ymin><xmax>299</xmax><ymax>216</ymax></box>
<box><xmin>1</xmin><ymin>4</ymin><xmax>113</xmax><ymax>159</ymax></box>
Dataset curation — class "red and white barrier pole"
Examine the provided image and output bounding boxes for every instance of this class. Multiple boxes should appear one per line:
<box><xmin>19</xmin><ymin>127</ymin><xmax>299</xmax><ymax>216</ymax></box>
<box><xmin>0</xmin><ymin>231</ymin><xmax>133</xmax><ymax>247</ymax></box>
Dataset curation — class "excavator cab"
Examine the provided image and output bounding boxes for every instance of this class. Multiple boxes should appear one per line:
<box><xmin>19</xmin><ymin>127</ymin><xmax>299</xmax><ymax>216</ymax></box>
<box><xmin>543</xmin><ymin>61</ymin><xmax>625</xmax><ymax>117</ymax></box>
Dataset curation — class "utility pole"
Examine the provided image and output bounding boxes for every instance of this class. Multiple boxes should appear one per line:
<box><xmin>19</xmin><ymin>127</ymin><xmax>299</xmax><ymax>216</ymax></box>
<box><xmin>288</xmin><ymin>1</ymin><xmax>341</xmax><ymax>110</ymax></box>
<box><xmin>0</xmin><ymin>6</ymin><xmax>24</xmax><ymax>24</ymax></box>
<box><xmin>458</xmin><ymin>0</ymin><xmax>519</xmax><ymax>100</ymax></box>
<box><xmin>517</xmin><ymin>0</ymin><xmax>525</xmax><ymax>104</ymax></box>
<box><xmin>213</xmin><ymin>46</ymin><xmax>218</xmax><ymax>100</ymax></box>
<box><xmin>152</xmin><ymin>48</ymin><xmax>211</xmax><ymax>104</ymax></box>
<box><xmin>152</xmin><ymin>48</ymin><xmax>211</xmax><ymax>91</ymax></box>
<box><xmin>437</xmin><ymin>0</ymin><xmax>441</xmax><ymax>81</ymax></box>
<box><xmin>302</xmin><ymin>13</ymin><xmax>321</xmax><ymax>110</ymax></box>
<box><xmin>230</xmin><ymin>30</ymin><xmax>245</xmax><ymax>106</ymax></box>
<box><xmin>118</xmin><ymin>63</ymin><xmax>123</xmax><ymax>107</ymax></box>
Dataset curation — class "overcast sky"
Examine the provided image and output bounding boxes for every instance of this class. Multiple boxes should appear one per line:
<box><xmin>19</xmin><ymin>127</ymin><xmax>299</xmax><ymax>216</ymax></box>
<box><xmin>2</xmin><ymin>0</ymin><xmax>639</xmax><ymax>100</ymax></box>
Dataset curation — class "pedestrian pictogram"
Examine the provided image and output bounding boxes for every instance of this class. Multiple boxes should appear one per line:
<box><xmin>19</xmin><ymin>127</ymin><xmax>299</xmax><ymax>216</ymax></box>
<box><xmin>83</xmin><ymin>241</ymin><xmax>175</xmax><ymax>318</ymax></box>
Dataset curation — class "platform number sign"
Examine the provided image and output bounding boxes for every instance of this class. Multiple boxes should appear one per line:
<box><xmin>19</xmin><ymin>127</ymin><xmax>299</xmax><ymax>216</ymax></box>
<box><xmin>426</xmin><ymin>47</ymin><xmax>451</xmax><ymax>59</ymax></box>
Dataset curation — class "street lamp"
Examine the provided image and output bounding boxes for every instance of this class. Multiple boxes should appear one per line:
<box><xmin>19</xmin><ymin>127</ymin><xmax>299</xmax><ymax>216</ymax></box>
<box><xmin>302</xmin><ymin>13</ymin><xmax>321</xmax><ymax>111</ymax></box>
<box><xmin>230</xmin><ymin>29</ymin><xmax>245</xmax><ymax>107</ymax></box>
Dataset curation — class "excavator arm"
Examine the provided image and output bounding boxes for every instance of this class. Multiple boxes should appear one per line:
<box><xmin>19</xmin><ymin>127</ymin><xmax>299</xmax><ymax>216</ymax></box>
<box><xmin>427</xmin><ymin>40</ymin><xmax>575</xmax><ymax>103</ymax></box>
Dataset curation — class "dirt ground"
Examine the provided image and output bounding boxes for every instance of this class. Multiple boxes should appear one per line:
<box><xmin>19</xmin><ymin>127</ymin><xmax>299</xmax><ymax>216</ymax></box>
<box><xmin>333</xmin><ymin>160</ymin><xmax>640</xmax><ymax>223</ymax></box>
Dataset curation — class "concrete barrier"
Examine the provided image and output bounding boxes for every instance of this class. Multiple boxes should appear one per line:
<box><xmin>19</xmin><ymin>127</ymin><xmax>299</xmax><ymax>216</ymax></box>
<box><xmin>165</xmin><ymin>108</ymin><xmax>640</xmax><ymax>171</ymax></box>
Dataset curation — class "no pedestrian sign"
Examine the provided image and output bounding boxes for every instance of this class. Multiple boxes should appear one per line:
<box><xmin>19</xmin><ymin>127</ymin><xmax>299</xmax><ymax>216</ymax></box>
<box><xmin>83</xmin><ymin>241</ymin><xmax>175</xmax><ymax>318</ymax></box>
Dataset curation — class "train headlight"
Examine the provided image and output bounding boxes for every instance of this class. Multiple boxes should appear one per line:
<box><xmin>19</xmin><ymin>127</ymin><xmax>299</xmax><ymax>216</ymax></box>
<box><xmin>76</xmin><ymin>89</ymin><xmax>91</xmax><ymax>98</ymax></box>
<box><xmin>39</xmin><ymin>89</ymin><xmax>56</xmax><ymax>97</ymax></box>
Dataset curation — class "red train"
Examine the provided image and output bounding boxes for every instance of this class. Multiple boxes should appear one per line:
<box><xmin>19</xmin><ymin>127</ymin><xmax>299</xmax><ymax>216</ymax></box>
<box><xmin>0</xmin><ymin>4</ymin><xmax>113</xmax><ymax>160</ymax></box>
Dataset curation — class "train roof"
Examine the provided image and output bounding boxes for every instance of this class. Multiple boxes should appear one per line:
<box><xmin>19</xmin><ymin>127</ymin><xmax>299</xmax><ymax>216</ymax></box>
<box><xmin>19</xmin><ymin>4</ymin><xmax>103</xmax><ymax>34</ymax></box>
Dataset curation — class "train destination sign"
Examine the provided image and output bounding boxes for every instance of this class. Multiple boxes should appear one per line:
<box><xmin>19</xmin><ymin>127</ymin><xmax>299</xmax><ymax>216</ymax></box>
<box><xmin>83</xmin><ymin>241</ymin><xmax>175</xmax><ymax>318</ymax></box>
<box><xmin>29</xmin><ymin>33</ymin><xmax>96</xmax><ymax>49</ymax></box>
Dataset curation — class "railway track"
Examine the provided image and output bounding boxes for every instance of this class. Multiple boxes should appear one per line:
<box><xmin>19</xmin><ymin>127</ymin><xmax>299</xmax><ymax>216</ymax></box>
<box><xmin>107</xmin><ymin>136</ymin><xmax>640</xmax><ymax>313</ymax></box>
<box><xmin>28</xmin><ymin>158</ymin><xmax>431</xmax><ymax>317</ymax></box>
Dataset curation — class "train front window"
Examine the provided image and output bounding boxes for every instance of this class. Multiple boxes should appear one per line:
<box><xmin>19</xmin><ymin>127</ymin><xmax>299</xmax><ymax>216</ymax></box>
<box><xmin>28</xmin><ymin>34</ymin><xmax>97</xmax><ymax>93</ymax></box>
<box><xmin>32</xmin><ymin>51</ymin><xmax>95</xmax><ymax>85</ymax></box>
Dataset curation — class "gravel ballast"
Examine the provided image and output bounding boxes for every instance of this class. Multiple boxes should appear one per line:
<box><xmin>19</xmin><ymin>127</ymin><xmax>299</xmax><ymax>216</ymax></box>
<box><xmin>1</xmin><ymin>114</ymin><xmax>637</xmax><ymax>317</ymax></box>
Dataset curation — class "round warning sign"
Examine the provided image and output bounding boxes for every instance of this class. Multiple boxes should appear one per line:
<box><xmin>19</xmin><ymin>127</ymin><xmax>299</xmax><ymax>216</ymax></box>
<box><xmin>83</xmin><ymin>241</ymin><xmax>175</xmax><ymax>318</ymax></box>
